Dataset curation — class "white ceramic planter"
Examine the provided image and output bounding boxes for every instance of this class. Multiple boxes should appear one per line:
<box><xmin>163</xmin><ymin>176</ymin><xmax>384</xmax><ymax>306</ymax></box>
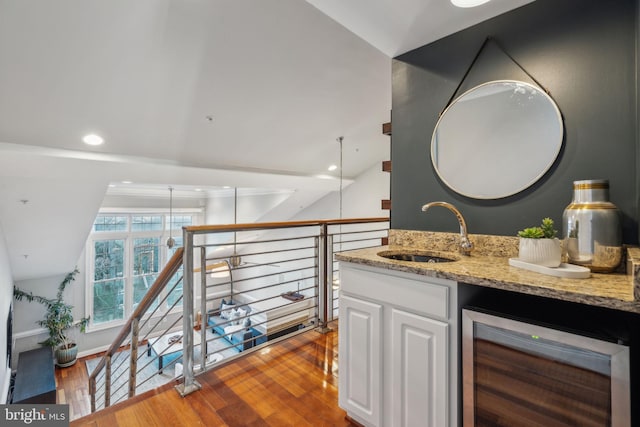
<box><xmin>518</xmin><ymin>238</ymin><xmax>562</xmax><ymax>267</ymax></box>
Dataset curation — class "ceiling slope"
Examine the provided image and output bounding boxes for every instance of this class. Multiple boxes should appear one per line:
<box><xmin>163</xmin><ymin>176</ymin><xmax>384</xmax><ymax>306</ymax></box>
<box><xmin>0</xmin><ymin>0</ymin><xmax>389</xmax><ymax>281</ymax></box>
<box><xmin>305</xmin><ymin>0</ymin><xmax>536</xmax><ymax>57</ymax></box>
<box><xmin>0</xmin><ymin>0</ymin><xmax>391</xmax><ymax>178</ymax></box>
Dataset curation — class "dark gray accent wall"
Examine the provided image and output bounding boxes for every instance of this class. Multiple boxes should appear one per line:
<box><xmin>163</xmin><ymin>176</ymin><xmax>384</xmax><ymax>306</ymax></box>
<box><xmin>391</xmin><ymin>0</ymin><xmax>638</xmax><ymax>244</ymax></box>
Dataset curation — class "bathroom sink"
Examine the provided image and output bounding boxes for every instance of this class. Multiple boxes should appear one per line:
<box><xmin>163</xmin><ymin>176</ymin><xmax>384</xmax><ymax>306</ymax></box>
<box><xmin>377</xmin><ymin>250</ymin><xmax>457</xmax><ymax>263</ymax></box>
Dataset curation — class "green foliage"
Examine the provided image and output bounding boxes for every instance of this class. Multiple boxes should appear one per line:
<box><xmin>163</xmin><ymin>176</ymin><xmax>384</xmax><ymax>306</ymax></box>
<box><xmin>517</xmin><ymin>217</ymin><xmax>558</xmax><ymax>239</ymax></box>
<box><xmin>13</xmin><ymin>268</ymin><xmax>89</xmax><ymax>348</ymax></box>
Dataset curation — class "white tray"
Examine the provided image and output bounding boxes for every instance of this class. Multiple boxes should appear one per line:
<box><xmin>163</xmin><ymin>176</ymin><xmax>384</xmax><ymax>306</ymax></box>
<box><xmin>508</xmin><ymin>258</ymin><xmax>591</xmax><ymax>279</ymax></box>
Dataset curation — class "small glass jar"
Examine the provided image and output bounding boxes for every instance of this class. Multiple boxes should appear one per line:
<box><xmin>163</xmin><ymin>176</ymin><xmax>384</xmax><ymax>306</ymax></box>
<box><xmin>562</xmin><ymin>179</ymin><xmax>622</xmax><ymax>272</ymax></box>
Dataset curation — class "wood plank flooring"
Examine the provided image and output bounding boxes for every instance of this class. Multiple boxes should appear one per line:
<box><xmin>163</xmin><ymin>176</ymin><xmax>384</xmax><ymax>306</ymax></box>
<box><xmin>59</xmin><ymin>324</ymin><xmax>352</xmax><ymax>426</ymax></box>
<box><xmin>55</xmin><ymin>351</ymin><xmax>101</xmax><ymax>419</ymax></box>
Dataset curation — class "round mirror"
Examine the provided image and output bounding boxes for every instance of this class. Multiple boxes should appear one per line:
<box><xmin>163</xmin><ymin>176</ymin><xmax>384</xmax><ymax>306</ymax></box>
<box><xmin>431</xmin><ymin>80</ymin><xmax>563</xmax><ymax>199</ymax></box>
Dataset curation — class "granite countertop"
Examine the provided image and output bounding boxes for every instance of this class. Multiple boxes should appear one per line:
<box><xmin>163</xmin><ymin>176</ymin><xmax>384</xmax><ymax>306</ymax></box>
<box><xmin>335</xmin><ymin>230</ymin><xmax>640</xmax><ymax>314</ymax></box>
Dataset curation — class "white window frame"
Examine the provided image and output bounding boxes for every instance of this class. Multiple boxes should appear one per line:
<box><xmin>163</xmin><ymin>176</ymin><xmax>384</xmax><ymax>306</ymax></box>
<box><xmin>85</xmin><ymin>208</ymin><xmax>202</xmax><ymax>332</ymax></box>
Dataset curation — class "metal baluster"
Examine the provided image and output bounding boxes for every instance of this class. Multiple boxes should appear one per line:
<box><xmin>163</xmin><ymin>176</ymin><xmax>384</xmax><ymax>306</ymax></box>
<box><xmin>199</xmin><ymin>246</ymin><xmax>207</xmax><ymax>371</ymax></box>
<box><xmin>105</xmin><ymin>354</ymin><xmax>111</xmax><ymax>408</ymax></box>
<box><xmin>89</xmin><ymin>375</ymin><xmax>96</xmax><ymax>413</ymax></box>
<box><xmin>327</xmin><ymin>232</ymin><xmax>336</xmax><ymax>322</ymax></box>
<box><xmin>128</xmin><ymin>319</ymin><xmax>139</xmax><ymax>398</ymax></box>
<box><xmin>318</xmin><ymin>223</ymin><xmax>331</xmax><ymax>333</ymax></box>
<box><xmin>176</xmin><ymin>228</ymin><xmax>201</xmax><ymax>396</ymax></box>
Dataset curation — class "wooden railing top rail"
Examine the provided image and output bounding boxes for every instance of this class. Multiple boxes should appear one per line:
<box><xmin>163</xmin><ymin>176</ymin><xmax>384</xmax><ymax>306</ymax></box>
<box><xmin>184</xmin><ymin>217</ymin><xmax>389</xmax><ymax>235</ymax></box>
<box><xmin>88</xmin><ymin>247</ymin><xmax>185</xmax><ymax>380</ymax></box>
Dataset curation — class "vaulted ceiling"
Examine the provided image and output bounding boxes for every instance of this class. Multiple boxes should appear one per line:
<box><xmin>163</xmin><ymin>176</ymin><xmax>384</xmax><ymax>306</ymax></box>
<box><xmin>0</xmin><ymin>0</ymin><xmax>534</xmax><ymax>281</ymax></box>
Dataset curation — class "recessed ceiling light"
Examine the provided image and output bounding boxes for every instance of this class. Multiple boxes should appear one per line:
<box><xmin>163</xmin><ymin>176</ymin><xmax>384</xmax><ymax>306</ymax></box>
<box><xmin>451</xmin><ymin>0</ymin><xmax>491</xmax><ymax>7</ymax></box>
<box><xmin>82</xmin><ymin>133</ymin><xmax>104</xmax><ymax>146</ymax></box>
<box><xmin>328</xmin><ymin>165</ymin><xmax>338</xmax><ymax>171</ymax></box>
<box><xmin>194</xmin><ymin>188</ymin><xmax>203</xmax><ymax>192</ymax></box>
<box><xmin>121</xmin><ymin>180</ymin><xmax>133</xmax><ymax>184</ymax></box>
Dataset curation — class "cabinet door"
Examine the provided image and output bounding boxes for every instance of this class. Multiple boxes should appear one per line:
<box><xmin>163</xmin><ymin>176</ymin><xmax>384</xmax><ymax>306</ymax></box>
<box><xmin>339</xmin><ymin>294</ymin><xmax>383</xmax><ymax>426</ymax></box>
<box><xmin>391</xmin><ymin>308</ymin><xmax>448</xmax><ymax>427</ymax></box>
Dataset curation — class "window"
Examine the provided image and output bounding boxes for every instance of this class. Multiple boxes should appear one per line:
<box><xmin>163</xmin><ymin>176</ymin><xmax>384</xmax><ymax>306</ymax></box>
<box><xmin>87</xmin><ymin>212</ymin><xmax>197</xmax><ymax>328</ymax></box>
<box><xmin>93</xmin><ymin>239</ymin><xmax>125</xmax><ymax>323</ymax></box>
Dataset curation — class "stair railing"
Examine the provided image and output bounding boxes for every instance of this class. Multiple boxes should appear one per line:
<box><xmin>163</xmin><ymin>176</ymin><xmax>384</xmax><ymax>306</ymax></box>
<box><xmin>88</xmin><ymin>247</ymin><xmax>184</xmax><ymax>412</ymax></box>
<box><xmin>87</xmin><ymin>217</ymin><xmax>388</xmax><ymax>411</ymax></box>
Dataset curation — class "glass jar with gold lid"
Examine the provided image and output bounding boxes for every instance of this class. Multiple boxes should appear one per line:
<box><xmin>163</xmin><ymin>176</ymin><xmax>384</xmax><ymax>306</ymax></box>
<box><xmin>562</xmin><ymin>179</ymin><xmax>622</xmax><ymax>272</ymax></box>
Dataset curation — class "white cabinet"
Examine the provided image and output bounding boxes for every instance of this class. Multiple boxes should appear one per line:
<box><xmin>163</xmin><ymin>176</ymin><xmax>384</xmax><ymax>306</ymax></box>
<box><xmin>338</xmin><ymin>262</ymin><xmax>458</xmax><ymax>427</ymax></box>
<box><xmin>339</xmin><ymin>295</ymin><xmax>383</xmax><ymax>426</ymax></box>
<box><xmin>391</xmin><ymin>308</ymin><xmax>448</xmax><ymax>427</ymax></box>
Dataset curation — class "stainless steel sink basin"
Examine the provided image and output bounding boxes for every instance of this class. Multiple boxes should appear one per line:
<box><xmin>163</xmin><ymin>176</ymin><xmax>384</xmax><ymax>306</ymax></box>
<box><xmin>377</xmin><ymin>250</ymin><xmax>457</xmax><ymax>263</ymax></box>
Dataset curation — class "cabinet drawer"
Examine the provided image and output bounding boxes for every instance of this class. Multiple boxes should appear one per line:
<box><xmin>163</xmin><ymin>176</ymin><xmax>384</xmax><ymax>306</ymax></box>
<box><xmin>340</xmin><ymin>264</ymin><xmax>450</xmax><ymax>321</ymax></box>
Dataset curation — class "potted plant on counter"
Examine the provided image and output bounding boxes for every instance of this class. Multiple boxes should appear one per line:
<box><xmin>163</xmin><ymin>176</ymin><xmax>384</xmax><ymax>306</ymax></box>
<box><xmin>517</xmin><ymin>217</ymin><xmax>562</xmax><ymax>267</ymax></box>
<box><xmin>13</xmin><ymin>268</ymin><xmax>89</xmax><ymax>367</ymax></box>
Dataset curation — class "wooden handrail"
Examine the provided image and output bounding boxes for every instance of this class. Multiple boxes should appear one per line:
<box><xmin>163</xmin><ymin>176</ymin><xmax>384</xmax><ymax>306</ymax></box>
<box><xmin>184</xmin><ymin>217</ymin><xmax>389</xmax><ymax>234</ymax></box>
<box><xmin>88</xmin><ymin>247</ymin><xmax>185</xmax><ymax>380</ymax></box>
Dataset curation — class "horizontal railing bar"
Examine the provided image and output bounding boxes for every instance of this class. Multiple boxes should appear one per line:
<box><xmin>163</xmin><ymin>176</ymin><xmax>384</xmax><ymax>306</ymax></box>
<box><xmin>215</xmin><ymin>276</ymin><xmax>315</xmax><ymax>300</ymax></box>
<box><xmin>333</xmin><ymin>231</ymin><xmax>387</xmax><ymax>237</ymax></box>
<box><xmin>197</xmin><ymin>227</ymin><xmax>387</xmax><ymax>251</ymax></box>
<box><xmin>225</xmin><ymin>263</ymin><xmax>315</xmax><ymax>284</ymax></box>
<box><xmin>204</xmin><ymin>277</ymin><xmax>316</xmax><ymax>308</ymax></box>
<box><xmin>205</xmin><ymin>276</ymin><xmax>306</xmax><ymax>297</ymax></box>
<box><xmin>197</xmin><ymin>235</ymin><xmax>318</xmax><ymax>250</ymax></box>
<box><xmin>137</xmin><ymin>279</ymin><xmax>183</xmax><ymax>332</ymax></box>
<box><xmin>109</xmin><ymin>352</ymin><xmax>128</xmax><ymax>374</ymax></box>
<box><xmin>139</xmin><ymin>297</ymin><xmax>183</xmax><ymax>344</ymax></box>
<box><xmin>185</xmin><ymin>217</ymin><xmax>389</xmax><ymax>235</ymax></box>
<box><xmin>218</xmin><ymin>271</ymin><xmax>314</xmax><ymax>289</ymax></box>
<box><xmin>203</xmin><ymin>253</ymin><xmax>316</xmax><ymax>269</ymax></box>
<box><xmin>333</xmin><ymin>241</ymin><xmax>386</xmax><ymax>251</ymax></box>
<box><xmin>230</xmin><ymin>257</ymin><xmax>316</xmax><ymax>272</ymax></box>
<box><xmin>328</xmin><ymin>227</ymin><xmax>389</xmax><ymax>236</ymax></box>
<box><xmin>206</xmin><ymin>245</ymin><xmax>318</xmax><ymax>260</ymax></box>
<box><xmin>94</xmin><ymin>389</ymin><xmax>106</xmax><ymax>404</ymax></box>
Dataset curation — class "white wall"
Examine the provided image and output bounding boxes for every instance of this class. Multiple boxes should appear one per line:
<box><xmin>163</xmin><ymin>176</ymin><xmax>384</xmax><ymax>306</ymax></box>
<box><xmin>12</xmin><ymin>265</ymin><xmax>107</xmax><ymax>361</ymax></box>
<box><xmin>0</xmin><ymin>224</ymin><xmax>14</xmax><ymax>403</ymax></box>
<box><xmin>292</xmin><ymin>162</ymin><xmax>389</xmax><ymax>220</ymax></box>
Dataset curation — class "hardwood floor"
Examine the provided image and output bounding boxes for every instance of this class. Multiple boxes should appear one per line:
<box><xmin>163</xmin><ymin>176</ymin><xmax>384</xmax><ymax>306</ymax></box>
<box><xmin>59</xmin><ymin>324</ymin><xmax>352</xmax><ymax>426</ymax></box>
<box><xmin>55</xmin><ymin>352</ymin><xmax>102</xmax><ymax>419</ymax></box>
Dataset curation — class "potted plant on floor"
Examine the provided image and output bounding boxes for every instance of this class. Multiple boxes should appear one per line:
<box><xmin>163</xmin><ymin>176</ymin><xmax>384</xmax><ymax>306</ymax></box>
<box><xmin>517</xmin><ymin>217</ymin><xmax>562</xmax><ymax>267</ymax></box>
<box><xmin>13</xmin><ymin>268</ymin><xmax>90</xmax><ymax>367</ymax></box>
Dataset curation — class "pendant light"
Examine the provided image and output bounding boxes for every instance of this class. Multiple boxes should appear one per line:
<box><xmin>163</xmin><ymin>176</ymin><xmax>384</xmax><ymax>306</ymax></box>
<box><xmin>229</xmin><ymin>187</ymin><xmax>242</xmax><ymax>268</ymax></box>
<box><xmin>333</xmin><ymin>137</ymin><xmax>343</xmax><ymax>290</ymax></box>
<box><xmin>166</xmin><ymin>186</ymin><xmax>175</xmax><ymax>248</ymax></box>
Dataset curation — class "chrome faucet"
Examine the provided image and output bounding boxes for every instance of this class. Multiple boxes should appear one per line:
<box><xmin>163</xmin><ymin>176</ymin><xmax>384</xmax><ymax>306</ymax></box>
<box><xmin>421</xmin><ymin>201</ymin><xmax>474</xmax><ymax>256</ymax></box>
